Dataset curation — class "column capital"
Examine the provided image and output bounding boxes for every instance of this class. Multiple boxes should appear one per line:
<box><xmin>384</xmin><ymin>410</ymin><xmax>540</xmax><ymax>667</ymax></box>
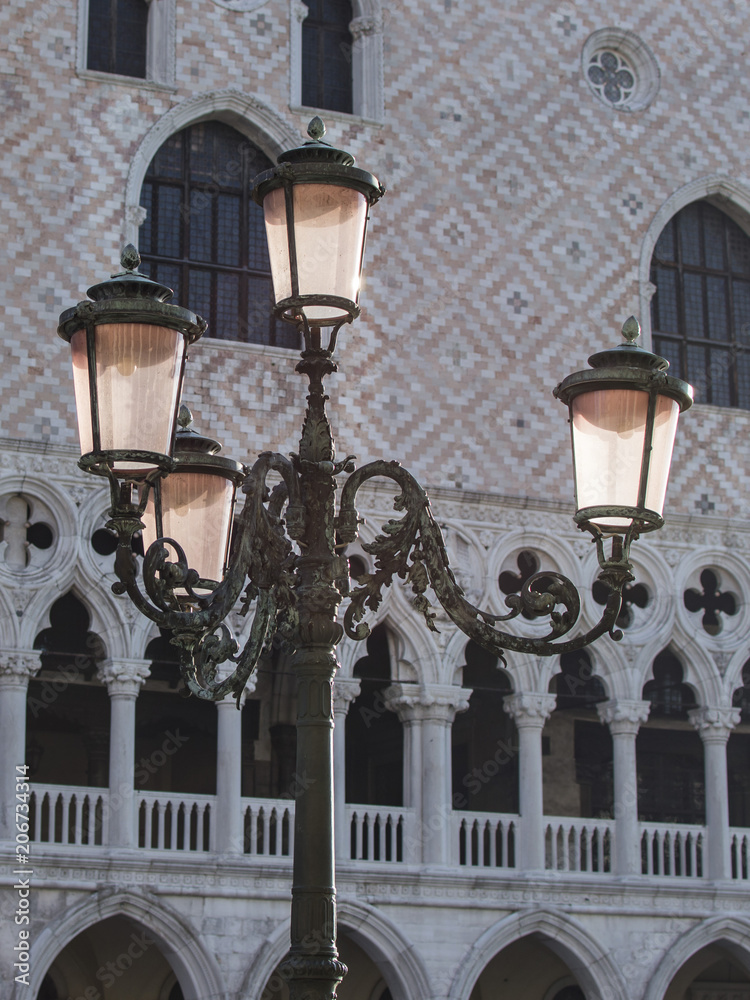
<box><xmin>383</xmin><ymin>682</ymin><xmax>471</xmax><ymax>724</ymax></box>
<box><xmin>333</xmin><ymin>676</ymin><xmax>361</xmax><ymax>716</ymax></box>
<box><xmin>0</xmin><ymin>650</ymin><xmax>41</xmax><ymax>686</ymax></box>
<box><xmin>291</xmin><ymin>0</ymin><xmax>308</xmax><ymax>22</ymax></box>
<box><xmin>503</xmin><ymin>692</ymin><xmax>556</xmax><ymax>728</ymax></box>
<box><xmin>688</xmin><ymin>705</ymin><xmax>741</xmax><ymax>743</ymax></box>
<box><xmin>597</xmin><ymin>698</ymin><xmax>651</xmax><ymax>735</ymax></box>
<box><xmin>98</xmin><ymin>658</ymin><xmax>151</xmax><ymax>697</ymax></box>
<box><xmin>350</xmin><ymin>14</ymin><xmax>383</xmax><ymax>40</ymax></box>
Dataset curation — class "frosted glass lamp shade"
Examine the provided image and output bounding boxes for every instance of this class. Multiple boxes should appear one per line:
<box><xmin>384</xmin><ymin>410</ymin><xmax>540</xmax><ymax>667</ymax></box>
<box><xmin>139</xmin><ymin>407</ymin><xmax>245</xmax><ymax>591</ymax></box>
<box><xmin>570</xmin><ymin>389</ymin><xmax>680</xmax><ymax>530</ymax></box>
<box><xmin>554</xmin><ymin>318</ymin><xmax>693</xmax><ymax>536</ymax></box>
<box><xmin>263</xmin><ymin>184</ymin><xmax>369</xmax><ymax>325</ymax></box>
<box><xmin>58</xmin><ymin>245</ymin><xmax>206</xmax><ymax>480</ymax></box>
<box><xmin>142</xmin><ymin>471</ymin><xmax>237</xmax><ymax>585</ymax></box>
<box><xmin>70</xmin><ymin>323</ymin><xmax>184</xmax><ymax>474</ymax></box>
<box><xmin>251</xmin><ymin>118</ymin><xmax>384</xmax><ymax>330</ymax></box>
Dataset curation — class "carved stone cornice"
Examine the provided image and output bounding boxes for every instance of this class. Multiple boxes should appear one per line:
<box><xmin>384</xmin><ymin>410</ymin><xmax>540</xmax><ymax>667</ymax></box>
<box><xmin>349</xmin><ymin>14</ymin><xmax>383</xmax><ymax>40</ymax></box>
<box><xmin>597</xmin><ymin>698</ymin><xmax>651</xmax><ymax>736</ymax></box>
<box><xmin>383</xmin><ymin>682</ymin><xmax>471</xmax><ymax>724</ymax></box>
<box><xmin>503</xmin><ymin>692</ymin><xmax>556</xmax><ymax>728</ymax></box>
<box><xmin>688</xmin><ymin>705</ymin><xmax>741</xmax><ymax>743</ymax></box>
<box><xmin>0</xmin><ymin>650</ymin><xmax>41</xmax><ymax>686</ymax></box>
<box><xmin>97</xmin><ymin>659</ymin><xmax>151</xmax><ymax>697</ymax></box>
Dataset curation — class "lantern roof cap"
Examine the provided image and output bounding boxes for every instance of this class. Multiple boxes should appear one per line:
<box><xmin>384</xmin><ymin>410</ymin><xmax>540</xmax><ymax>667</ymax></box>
<box><xmin>172</xmin><ymin>406</ymin><xmax>245</xmax><ymax>481</ymax></box>
<box><xmin>277</xmin><ymin>117</ymin><xmax>356</xmax><ymax>167</ymax></box>
<box><xmin>553</xmin><ymin>316</ymin><xmax>693</xmax><ymax>412</ymax></box>
<box><xmin>174</xmin><ymin>405</ymin><xmax>223</xmax><ymax>456</ymax></box>
<box><xmin>587</xmin><ymin>316</ymin><xmax>669</xmax><ymax>372</ymax></box>
<box><xmin>86</xmin><ymin>245</ymin><xmax>175</xmax><ymax>303</ymax></box>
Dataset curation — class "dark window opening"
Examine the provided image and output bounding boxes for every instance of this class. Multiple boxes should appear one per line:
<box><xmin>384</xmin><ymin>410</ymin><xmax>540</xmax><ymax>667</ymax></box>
<box><xmin>592</xmin><ymin>578</ymin><xmax>649</xmax><ymax>629</ymax></box>
<box><xmin>643</xmin><ymin>649</ymin><xmax>696</xmax><ymax>718</ymax></box>
<box><xmin>28</xmin><ymin>593</ymin><xmax>109</xmax><ymax>787</ymax></box>
<box><xmin>552</xmin><ymin>650</ymin><xmax>607</xmax><ymax>710</ymax></box>
<box><xmin>139</xmin><ymin>121</ymin><xmax>297</xmax><ymax>348</ymax></box>
<box><xmin>346</xmin><ymin>625</ymin><xmax>403</xmax><ymax>806</ymax></box>
<box><xmin>452</xmin><ymin>641</ymin><xmax>518</xmax><ymax>814</ymax></box>
<box><xmin>87</xmin><ymin>0</ymin><xmax>149</xmax><ymax>78</ymax></box>
<box><xmin>544</xmin><ymin>651</ymin><xmax>611</xmax><ymax>819</ymax></box>
<box><xmin>650</xmin><ymin>200</ymin><xmax>750</xmax><ymax>409</ymax></box>
<box><xmin>498</xmin><ymin>550</ymin><xmax>544</xmax><ymax>619</ymax></box>
<box><xmin>302</xmin><ymin>0</ymin><xmax>354</xmax><ymax>113</ymax></box>
<box><xmin>683</xmin><ymin>567</ymin><xmax>737</xmax><ymax>636</ymax></box>
<box><xmin>638</xmin><ymin>650</ymin><xmax>704</xmax><ymax>824</ymax></box>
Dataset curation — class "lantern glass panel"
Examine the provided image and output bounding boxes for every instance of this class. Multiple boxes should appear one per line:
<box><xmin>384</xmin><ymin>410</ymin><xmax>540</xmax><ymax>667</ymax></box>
<box><xmin>94</xmin><ymin>323</ymin><xmax>184</xmax><ymax>472</ymax></box>
<box><xmin>571</xmin><ymin>388</ymin><xmax>649</xmax><ymax>529</ymax></box>
<box><xmin>263</xmin><ymin>183</ymin><xmax>368</xmax><ymax>322</ymax></box>
<box><xmin>644</xmin><ymin>395</ymin><xmax>680</xmax><ymax>516</ymax></box>
<box><xmin>70</xmin><ymin>329</ymin><xmax>94</xmax><ymax>455</ymax></box>
<box><xmin>142</xmin><ymin>471</ymin><xmax>235</xmax><ymax>584</ymax></box>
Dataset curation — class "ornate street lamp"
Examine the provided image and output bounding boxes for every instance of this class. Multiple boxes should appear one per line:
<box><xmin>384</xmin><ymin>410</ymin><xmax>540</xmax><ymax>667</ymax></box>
<box><xmin>58</xmin><ymin>120</ymin><xmax>692</xmax><ymax>1000</ymax></box>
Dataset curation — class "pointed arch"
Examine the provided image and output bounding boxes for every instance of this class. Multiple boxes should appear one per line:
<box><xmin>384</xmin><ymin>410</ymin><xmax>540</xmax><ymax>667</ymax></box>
<box><xmin>10</xmin><ymin>888</ymin><xmax>226</xmax><ymax>1000</ymax></box>
<box><xmin>123</xmin><ymin>90</ymin><xmax>300</xmax><ymax>244</ymax></box>
<box><xmin>643</xmin><ymin>915</ymin><xmax>750</xmax><ymax>1000</ymax></box>
<box><xmin>448</xmin><ymin>907</ymin><xmax>627</xmax><ymax>1000</ymax></box>
<box><xmin>638</xmin><ymin>175</ymin><xmax>750</xmax><ymax>348</ymax></box>
<box><xmin>239</xmin><ymin>901</ymin><xmax>432</xmax><ymax>1000</ymax></box>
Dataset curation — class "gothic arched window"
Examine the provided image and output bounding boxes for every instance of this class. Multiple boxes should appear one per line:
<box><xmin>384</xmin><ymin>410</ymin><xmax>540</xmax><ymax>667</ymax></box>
<box><xmin>650</xmin><ymin>200</ymin><xmax>750</xmax><ymax>408</ymax></box>
<box><xmin>139</xmin><ymin>121</ymin><xmax>297</xmax><ymax>348</ymax></box>
<box><xmin>87</xmin><ymin>0</ymin><xmax>149</xmax><ymax>77</ymax></box>
<box><xmin>302</xmin><ymin>0</ymin><xmax>354</xmax><ymax>113</ymax></box>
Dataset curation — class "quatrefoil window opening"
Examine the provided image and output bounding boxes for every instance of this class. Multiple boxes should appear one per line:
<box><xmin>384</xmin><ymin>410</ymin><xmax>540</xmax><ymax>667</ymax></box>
<box><xmin>587</xmin><ymin>50</ymin><xmax>635</xmax><ymax>107</ymax></box>
<box><xmin>498</xmin><ymin>549</ymin><xmax>544</xmax><ymax>619</ymax></box>
<box><xmin>91</xmin><ymin>524</ymin><xmax>143</xmax><ymax>558</ymax></box>
<box><xmin>683</xmin><ymin>568</ymin><xmax>738</xmax><ymax>635</ymax></box>
<box><xmin>0</xmin><ymin>494</ymin><xmax>54</xmax><ymax>570</ymax></box>
<box><xmin>592</xmin><ymin>579</ymin><xmax>649</xmax><ymax>629</ymax></box>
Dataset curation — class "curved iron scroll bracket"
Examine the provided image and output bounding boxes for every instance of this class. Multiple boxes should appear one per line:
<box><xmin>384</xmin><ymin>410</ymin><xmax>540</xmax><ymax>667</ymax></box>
<box><xmin>337</xmin><ymin>461</ymin><xmax>634</xmax><ymax>661</ymax></box>
<box><xmin>106</xmin><ymin>451</ymin><xmax>300</xmax><ymax>704</ymax></box>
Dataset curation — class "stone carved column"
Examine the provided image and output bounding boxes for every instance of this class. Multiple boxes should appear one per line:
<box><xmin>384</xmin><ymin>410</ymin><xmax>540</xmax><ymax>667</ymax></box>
<box><xmin>597</xmin><ymin>698</ymin><xmax>651</xmax><ymax>876</ymax></box>
<box><xmin>503</xmin><ymin>692</ymin><xmax>556</xmax><ymax>871</ymax></box>
<box><xmin>385</xmin><ymin>683</ymin><xmax>470</xmax><ymax>865</ymax></box>
<box><xmin>215</xmin><ymin>675</ymin><xmax>254</xmax><ymax>857</ymax></box>
<box><xmin>332</xmin><ymin>676</ymin><xmax>361</xmax><ymax>861</ymax></box>
<box><xmin>290</xmin><ymin>0</ymin><xmax>309</xmax><ymax>108</ymax></box>
<box><xmin>350</xmin><ymin>14</ymin><xmax>384</xmax><ymax>119</ymax></box>
<box><xmin>98</xmin><ymin>659</ymin><xmax>150</xmax><ymax>848</ymax></box>
<box><xmin>0</xmin><ymin>651</ymin><xmax>40</xmax><ymax>840</ymax></box>
<box><xmin>689</xmin><ymin>705</ymin><xmax>740</xmax><ymax>880</ymax></box>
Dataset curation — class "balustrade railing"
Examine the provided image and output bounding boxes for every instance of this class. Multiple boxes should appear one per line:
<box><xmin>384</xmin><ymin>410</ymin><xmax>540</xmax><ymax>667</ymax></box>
<box><xmin>24</xmin><ymin>784</ymin><xmax>747</xmax><ymax>885</ymax></box>
<box><xmin>640</xmin><ymin>822</ymin><xmax>704</xmax><ymax>877</ymax></box>
<box><xmin>730</xmin><ymin>828</ymin><xmax>749</xmax><ymax>881</ymax></box>
<box><xmin>242</xmin><ymin>798</ymin><xmax>294</xmax><ymax>857</ymax></box>
<box><xmin>455</xmin><ymin>811</ymin><xmax>517</xmax><ymax>868</ymax></box>
<box><xmin>347</xmin><ymin>806</ymin><xmax>412</xmax><ymax>863</ymax></box>
<box><xmin>544</xmin><ymin>817</ymin><xmax>613</xmax><ymax>874</ymax></box>
<box><xmin>137</xmin><ymin>791</ymin><xmax>213</xmax><ymax>851</ymax></box>
<box><xmin>28</xmin><ymin>785</ymin><xmax>107</xmax><ymax>846</ymax></box>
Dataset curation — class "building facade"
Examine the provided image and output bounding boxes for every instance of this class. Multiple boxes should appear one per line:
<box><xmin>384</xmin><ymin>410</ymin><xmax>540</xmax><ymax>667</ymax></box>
<box><xmin>1</xmin><ymin>1</ymin><xmax>750</xmax><ymax>998</ymax></box>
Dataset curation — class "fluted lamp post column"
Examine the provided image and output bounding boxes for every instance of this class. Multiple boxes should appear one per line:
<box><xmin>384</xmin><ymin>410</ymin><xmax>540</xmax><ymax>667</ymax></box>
<box><xmin>58</xmin><ymin>119</ymin><xmax>693</xmax><ymax>1000</ymax></box>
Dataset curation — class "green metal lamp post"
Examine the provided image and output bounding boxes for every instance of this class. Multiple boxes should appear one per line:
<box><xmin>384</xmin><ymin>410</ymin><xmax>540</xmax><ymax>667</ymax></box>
<box><xmin>58</xmin><ymin>119</ymin><xmax>692</xmax><ymax>1000</ymax></box>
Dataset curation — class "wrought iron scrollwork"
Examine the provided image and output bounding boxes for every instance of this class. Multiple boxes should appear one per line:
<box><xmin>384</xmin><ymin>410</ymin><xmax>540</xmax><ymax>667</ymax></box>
<box><xmin>103</xmin><ymin>345</ymin><xmax>636</xmax><ymax>705</ymax></box>
<box><xmin>105</xmin><ymin>449</ymin><xmax>299</xmax><ymax>704</ymax></box>
<box><xmin>338</xmin><ymin>461</ymin><xmax>632</xmax><ymax>661</ymax></box>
